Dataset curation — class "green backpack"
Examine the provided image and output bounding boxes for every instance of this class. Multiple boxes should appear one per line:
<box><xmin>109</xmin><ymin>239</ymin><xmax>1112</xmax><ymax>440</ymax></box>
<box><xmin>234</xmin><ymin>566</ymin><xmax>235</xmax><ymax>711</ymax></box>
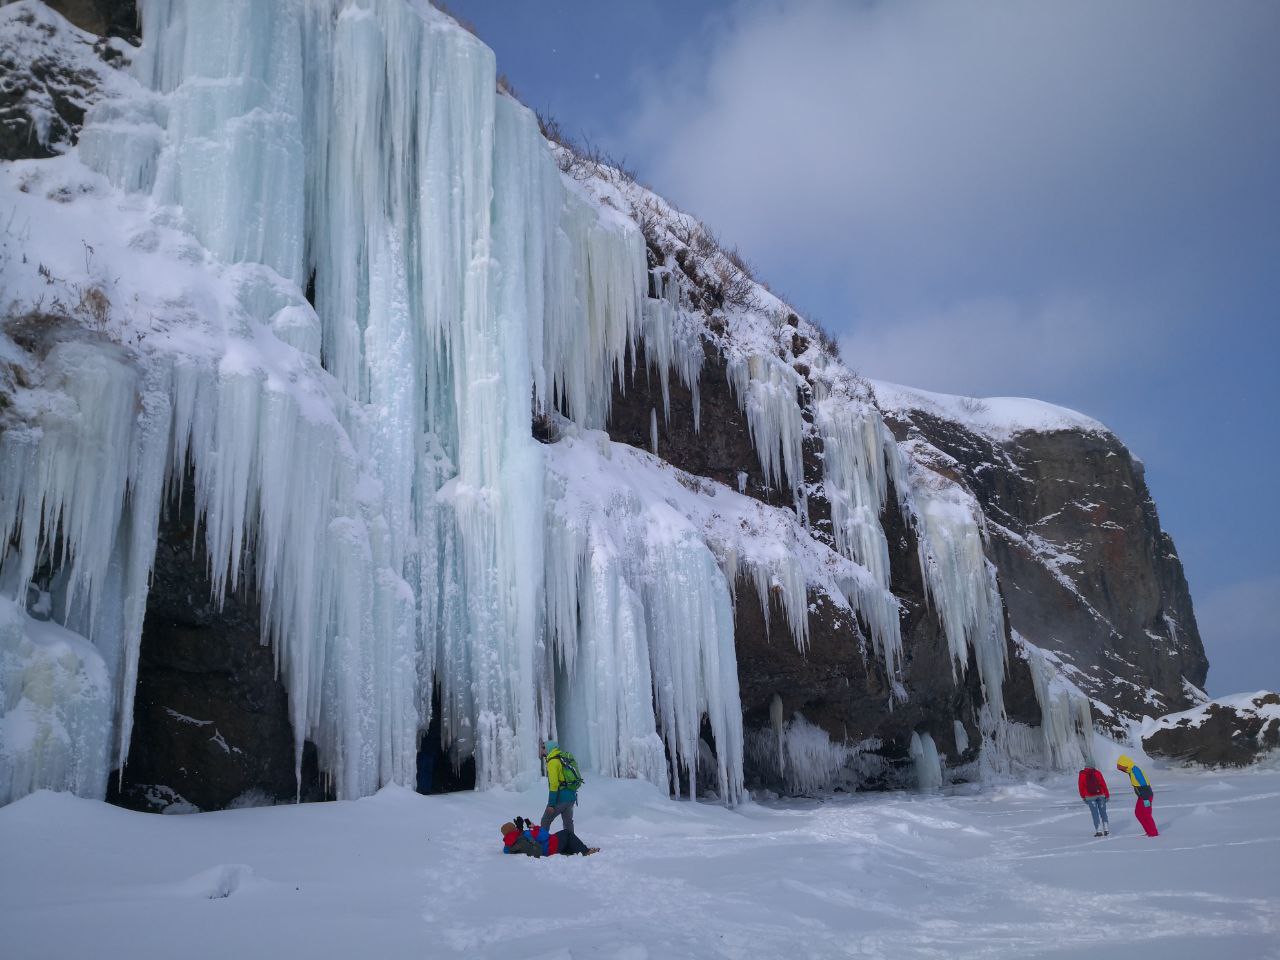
<box><xmin>556</xmin><ymin>751</ymin><xmax>585</xmax><ymax>791</ymax></box>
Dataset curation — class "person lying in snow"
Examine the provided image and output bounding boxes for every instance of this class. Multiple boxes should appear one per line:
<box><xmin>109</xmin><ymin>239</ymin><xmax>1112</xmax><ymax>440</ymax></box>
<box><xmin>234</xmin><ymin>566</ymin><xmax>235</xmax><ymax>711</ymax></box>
<box><xmin>501</xmin><ymin>817</ymin><xmax>599</xmax><ymax>857</ymax></box>
<box><xmin>1116</xmin><ymin>754</ymin><xmax>1159</xmax><ymax>837</ymax></box>
<box><xmin>1077</xmin><ymin>763</ymin><xmax>1110</xmax><ymax>836</ymax></box>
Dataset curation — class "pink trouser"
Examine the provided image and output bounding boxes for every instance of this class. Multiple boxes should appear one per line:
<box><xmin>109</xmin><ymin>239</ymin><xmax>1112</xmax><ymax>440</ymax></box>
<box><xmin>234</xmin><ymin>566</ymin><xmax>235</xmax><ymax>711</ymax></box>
<box><xmin>1135</xmin><ymin>796</ymin><xmax>1159</xmax><ymax>836</ymax></box>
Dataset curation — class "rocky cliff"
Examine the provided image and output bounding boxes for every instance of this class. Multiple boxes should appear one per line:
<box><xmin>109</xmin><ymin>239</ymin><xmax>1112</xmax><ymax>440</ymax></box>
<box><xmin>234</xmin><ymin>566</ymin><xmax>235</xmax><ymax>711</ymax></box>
<box><xmin>872</xmin><ymin>383</ymin><xmax>1207</xmax><ymax>725</ymax></box>
<box><xmin>0</xmin><ymin>0</ymin><xmax>1213</xmax><ymax>810</ymax></box>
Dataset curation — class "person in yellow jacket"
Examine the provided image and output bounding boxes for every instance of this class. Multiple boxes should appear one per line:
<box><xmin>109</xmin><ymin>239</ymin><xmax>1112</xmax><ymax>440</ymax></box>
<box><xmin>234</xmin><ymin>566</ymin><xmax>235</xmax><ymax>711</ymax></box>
<box><xmin>1116</xmin><ymin>754</ymin><xmax>1159</xmax><ymax>837</ymax></box>
<box><xmin>539</xmin><ymin>739</ymin><xmax>581</xmax><ymax>835</ymax></box>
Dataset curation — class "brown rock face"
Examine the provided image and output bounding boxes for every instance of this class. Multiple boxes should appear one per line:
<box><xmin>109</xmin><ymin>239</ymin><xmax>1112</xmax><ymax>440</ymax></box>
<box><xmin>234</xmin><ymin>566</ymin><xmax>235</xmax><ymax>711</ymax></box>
<box><xmin>880</xmin><ymin>408</ymin><xmax>1207</xmax><ymax>722</ymax></box>
<box><xmin>607</xmin><ymin>345</ymin><xmax>1037</xmax><ymax>790</ymax></box>
<box><xmin>109</xmin><ymin>503</ymin><xmax>329</xmax><ymax>813</ymax></box>
<box><xmin>0</xmin><ymin>2</ymin><xmax>135</xmax><ymax>162</ymax></box>
<box><xmin>41</xmin><ymin>0</ymin><xmax>138</xmax><ymax>42</ymax></box>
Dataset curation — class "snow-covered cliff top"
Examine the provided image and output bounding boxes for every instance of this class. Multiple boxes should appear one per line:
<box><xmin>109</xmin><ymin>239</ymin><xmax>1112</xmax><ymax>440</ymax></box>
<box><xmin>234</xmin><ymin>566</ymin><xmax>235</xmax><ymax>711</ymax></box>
<box><xmin>870</xmin><ymin>380</ymin><xmax>1109</xmax><ymax>440</ymax></box>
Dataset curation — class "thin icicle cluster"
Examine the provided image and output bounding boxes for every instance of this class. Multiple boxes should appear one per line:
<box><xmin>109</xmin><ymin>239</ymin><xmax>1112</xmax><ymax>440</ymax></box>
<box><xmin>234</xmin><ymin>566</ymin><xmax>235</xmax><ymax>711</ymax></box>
<box><xmin>1017</xmin><ymin>636</ymin><xmax>1094</xmax><ymax>770</ymax></box>
<box><xmin>809</xmin><ymin>377</ymin><xmax>905</xmax><ymax>676</ymax></box>
<box><xmin>976</xmin><ymin>639</ymin><xmax>1094</xmax><ymax>779</ymax></box>
<box><xmin>545</xmin><ymin>432</ymin><xmax>742</xmax><ymax>802</ymax></box>
<box><xmin>640</xmin><ymin>266</ymin><xmax>704</xmax><ymax>430</ymax></box>
<box><xmin>727</xmin><ymin>356</ymin><xmax>806</xmax><ymax>503</ymax></box>
<box><xmin>746</xmin><ymin>701</ymin><xmax>875</xmax><ymax>794</ymax></box>
<box><xmin>894</xmin><ymin>438</ymin><xmax>1008</xmax><ymax>717</ymax></box>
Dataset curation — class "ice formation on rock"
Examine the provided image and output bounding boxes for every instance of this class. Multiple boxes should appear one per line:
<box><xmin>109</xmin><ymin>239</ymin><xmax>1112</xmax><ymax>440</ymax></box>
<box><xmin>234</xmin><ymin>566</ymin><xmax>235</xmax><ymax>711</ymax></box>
<box><xmin>0</xmin><ymin>0</ymin><xmax>1100</xmax><ymax>808</ymax></box>
<box><xmin>1017</xmin><ymin>637</ymin><xmax>1094</xmax><ymax>770</ymax></box>
<box><xmin>810</xmin><ymin>376</ymin><xmax>906</xmax><ymax>676</ymax></box>
<box><xmin>747</xmin><ymin>709</ymin><xmax>877</xmax><ymax>795</ymax></box>
<box><xmin>0</xmin><ymin>597</ymin><xmax>111</xmax><ymax>803</ymax></box>
<box><xmin>909</xmin><ymin>731</ymin><xmax>944</xmax><ymax>792</ymax></box>
<box><xmin>544</xmin><ymin>431</ymin><xmax>900</xmax><ymax>803</ymax></box>
<box><xmin>2</xmin><ymin>0</ymin><xmax>752</xmax><ymax>804</ymax></box>
<box><xmin>893</xmin><ymin>438</ymin><xmax>1008</xmax><ymax>717</ymax></box>
<box><xmin>727</xmin><ymin>356</ymin><xmax>806</xmax><ymax>505</ymax></box>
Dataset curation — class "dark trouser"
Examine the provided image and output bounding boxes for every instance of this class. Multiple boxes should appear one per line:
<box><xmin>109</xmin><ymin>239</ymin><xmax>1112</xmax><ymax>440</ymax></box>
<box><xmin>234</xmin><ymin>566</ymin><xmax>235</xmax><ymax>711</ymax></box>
<box><xmin>541</xmin><ymin>800</ymin><xmax>574</xmax><ymax>834</ymax></box>
<box><xmin>555</xmin><ymin>829</ymin><xmax>591</xmax><ymax>855</ymax></box>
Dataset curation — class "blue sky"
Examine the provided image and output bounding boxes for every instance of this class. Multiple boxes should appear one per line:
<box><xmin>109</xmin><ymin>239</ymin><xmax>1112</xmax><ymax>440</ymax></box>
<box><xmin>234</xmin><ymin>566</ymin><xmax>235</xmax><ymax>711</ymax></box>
<box><xmin>449</xmin><ymin>0</ymin><xmax>1280</xmax><ymax>696</ymax></box>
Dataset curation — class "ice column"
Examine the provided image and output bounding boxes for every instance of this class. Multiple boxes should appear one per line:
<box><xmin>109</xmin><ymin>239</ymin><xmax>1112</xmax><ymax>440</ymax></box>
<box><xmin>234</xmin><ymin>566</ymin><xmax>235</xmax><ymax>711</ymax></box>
<box><xmin>812</xmin><ymin>391</ymin><xmax>904</xmax><ymax>675</ymax></box>
<box><xmin>727</xmin><ymin>356</ymin><xmax>805</xmax><ymax>503</ymax></box>
<box><xmin>0</xmin><ymin>599</ymin><xmax>111</xmax><ymax>805</ymax></box>
<box><xmin>544</xmin><ymin>437</ymin><xmax>744</xmax><ymax>803</ymax></box>
<box><xmin>910</xmin><ymin>731</ymin><xmax>943</xmax><ymax>792</ymax></box>
<box><xmin>1020</xmin><ymin>638</ymin><xmax>1093</xmax><ymax>770</ymax></box>
<box><xmin>897</xmin><ymin>445</ymin><xmax>1008</xmax><ymax>717</ymax></box>
<box><xmin>133</xmin><ymin>0</ymin><xmax>308</xmax><ymax>286</ymax></box>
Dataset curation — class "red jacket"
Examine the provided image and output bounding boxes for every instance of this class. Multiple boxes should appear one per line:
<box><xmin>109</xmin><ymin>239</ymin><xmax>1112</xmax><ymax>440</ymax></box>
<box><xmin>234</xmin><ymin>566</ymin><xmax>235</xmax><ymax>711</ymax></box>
<box><xmin>1078</xmin><ymin>768</ymin><xmax>1109</xmax><ymax>799</ymax></box>
<box><xmin>503</xmin><ymin>826</ymin><xmax>560</xmax><ymax>856</ymax></box>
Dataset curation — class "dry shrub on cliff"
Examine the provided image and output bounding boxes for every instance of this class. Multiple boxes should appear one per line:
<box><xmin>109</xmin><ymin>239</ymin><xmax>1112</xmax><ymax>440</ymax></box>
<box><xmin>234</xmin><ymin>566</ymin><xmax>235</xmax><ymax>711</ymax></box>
<box><xmin>429</xmin><ymin>1</ymin><xmax>480</xmax><ymax>38</ymax></box>
<box><xmin>812</xmin><ymin>321</ymin><xmax>840</xmax><ymax>360</ymax></box>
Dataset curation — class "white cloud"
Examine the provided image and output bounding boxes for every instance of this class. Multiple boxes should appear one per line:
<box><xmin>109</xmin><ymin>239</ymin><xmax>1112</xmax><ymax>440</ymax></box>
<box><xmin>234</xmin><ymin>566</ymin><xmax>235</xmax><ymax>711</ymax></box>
<box><xmin>838</xmin><ymin>289</ymin><xmax>1170</xmax><ymax>399</ymax></box>
<box><xmin>621</xmin><ymin>0</ymin><xmax>1278</xmax><ymax>405</ymax></box>
<box><xmin>627</xmin><ymin>0</ymin><xmax>1279</xmax><ymax>300</ymax></box>
<box><xmin>1196</xmin><ymin>577</ymin><xmax>1280</xmax><ymax>697</ymax></box>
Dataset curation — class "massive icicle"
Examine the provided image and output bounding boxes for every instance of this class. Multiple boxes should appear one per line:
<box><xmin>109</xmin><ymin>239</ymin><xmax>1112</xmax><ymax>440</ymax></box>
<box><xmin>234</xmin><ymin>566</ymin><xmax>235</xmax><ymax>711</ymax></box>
<box><xmin>0</xmin><ymin>0</ymin><xmax>711</xmax><ymax>803</ymax></box>
<box><xmin>893</xmin><ymin>437</ymin><xmax>1008</xmax><ymax>717</ymax></box>
<box><xmin>1015</xmin><ymin>636</ymin><xmax>1094</xmax><ymax>770</ymax></box>
<box><xmin>910</xmin><ymin>730</ymin><xmax>944</xmax><ymax>792</ymax></box>
<box><xmin>727</xmin><ymin>355</ymin><xmax>806</xmax><ymax>503</ymax></box>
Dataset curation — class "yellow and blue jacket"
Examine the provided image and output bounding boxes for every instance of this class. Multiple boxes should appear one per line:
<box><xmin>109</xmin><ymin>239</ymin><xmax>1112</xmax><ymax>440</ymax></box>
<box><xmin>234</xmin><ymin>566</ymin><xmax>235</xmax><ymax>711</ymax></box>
<box><xmin>546</xmin><ymin>748</ymin><xmax>578</xmax><ymax>806</ymax></box>
<box><xmin>1116</xmin><ymin>755</ymin><xmax>1154</xmax><ymax>800</ymax></box>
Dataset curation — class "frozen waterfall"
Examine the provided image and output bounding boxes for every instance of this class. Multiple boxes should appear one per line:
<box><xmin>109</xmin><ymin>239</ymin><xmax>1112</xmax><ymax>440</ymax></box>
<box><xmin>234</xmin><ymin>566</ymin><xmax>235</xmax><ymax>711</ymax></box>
<box><xmin>0</xmin><ymin>0</ymin><xmax>1050</xmax><ymax>809</ymax></box>
<box><xmin>0</xmin><ymin>0</ymin><xmax>733</xmax><ymax>805</ymax></box>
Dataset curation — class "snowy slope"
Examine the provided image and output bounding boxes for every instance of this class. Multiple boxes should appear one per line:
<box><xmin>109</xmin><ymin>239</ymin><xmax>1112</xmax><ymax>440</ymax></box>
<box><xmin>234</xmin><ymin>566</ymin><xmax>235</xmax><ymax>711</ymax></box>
<box><xmin>2</xmin><ymin>762</ymin><xmax>1277</xmax><ymax>960</ymax></box>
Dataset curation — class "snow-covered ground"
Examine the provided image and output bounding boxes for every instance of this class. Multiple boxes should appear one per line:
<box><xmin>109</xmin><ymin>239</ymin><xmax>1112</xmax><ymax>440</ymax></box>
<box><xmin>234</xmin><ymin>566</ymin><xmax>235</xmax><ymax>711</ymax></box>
<box><xmin>3</xmin><ymin>769</ymin><xmax>1277</xmax><ymax>960</ymax></box>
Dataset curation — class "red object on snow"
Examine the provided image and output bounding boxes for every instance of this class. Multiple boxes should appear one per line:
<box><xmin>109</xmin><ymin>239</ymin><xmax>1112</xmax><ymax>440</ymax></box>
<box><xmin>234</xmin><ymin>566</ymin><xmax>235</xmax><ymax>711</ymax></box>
<box><xmin>1078</xmin><ymin>768</ymin><xmax>1110</xmax><ymax>799</ymax></box>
